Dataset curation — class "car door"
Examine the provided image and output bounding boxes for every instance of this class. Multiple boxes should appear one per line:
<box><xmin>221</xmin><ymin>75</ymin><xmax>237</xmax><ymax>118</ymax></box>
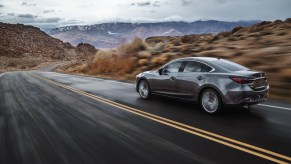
<box><xmin>152</xmin><ymin>61</ymin><xmax>183</xmax><ymax>95</ymax></box>
<box><xmin>176</xmin><ymin>61</ymin><xmax>212</xmax><ymax>99</ymax></box>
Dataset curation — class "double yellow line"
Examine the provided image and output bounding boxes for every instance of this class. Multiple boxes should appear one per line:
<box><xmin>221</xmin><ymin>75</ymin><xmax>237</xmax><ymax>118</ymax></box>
<box><xmin>30</xmin><ymin>73</ymin><xmax>291</xmax><ymax>164</ymax></box>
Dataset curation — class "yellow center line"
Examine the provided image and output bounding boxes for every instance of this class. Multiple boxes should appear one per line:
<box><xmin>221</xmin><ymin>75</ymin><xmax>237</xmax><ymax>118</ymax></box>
<box><xmin>30</xmin><ymin>72</ymin><xmax>291</xmax><ymax>164</ymax></box>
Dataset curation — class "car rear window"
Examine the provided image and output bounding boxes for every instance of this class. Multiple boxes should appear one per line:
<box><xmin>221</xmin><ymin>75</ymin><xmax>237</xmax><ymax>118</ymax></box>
<box><xmin>212</xmin><ymin>59</ymin><xmax>248</xmax><ymax>71</ymax></box>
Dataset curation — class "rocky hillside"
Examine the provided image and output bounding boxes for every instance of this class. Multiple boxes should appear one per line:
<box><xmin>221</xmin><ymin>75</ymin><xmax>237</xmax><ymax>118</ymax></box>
<box><xmin>0</xmin><ymin>22</ymin><xmax>97</xmax><ymax>72</ymax></box>
<box><xmin>60</xmin><ymin>18</ymin><xmax>291</xmax><ymax>101</ymax></box>
<box><xmin>47</xmin><ymin>20</ymin><xmax>258</xmax><ymax>49</ymax></box>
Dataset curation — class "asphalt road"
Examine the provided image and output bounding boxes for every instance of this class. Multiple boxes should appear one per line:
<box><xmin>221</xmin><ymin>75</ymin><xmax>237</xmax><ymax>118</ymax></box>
<box><xmin>0</xmin><ymin>71</ymin><xmax>290</xmax><ymax>164</ymax></box>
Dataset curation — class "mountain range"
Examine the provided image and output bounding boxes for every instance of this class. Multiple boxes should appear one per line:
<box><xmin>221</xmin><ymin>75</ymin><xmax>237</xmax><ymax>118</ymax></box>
<box><xmin>46</xmin><ymin>20</ymin><xmax>259</xmax><ymax>49</ymax></box>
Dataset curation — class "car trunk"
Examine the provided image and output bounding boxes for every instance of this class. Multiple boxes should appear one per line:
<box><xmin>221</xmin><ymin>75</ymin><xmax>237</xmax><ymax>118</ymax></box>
<box><xmin>235</xmin><ymin>70</ymin><xmax>268</xmax><ymax>91</ymax></box>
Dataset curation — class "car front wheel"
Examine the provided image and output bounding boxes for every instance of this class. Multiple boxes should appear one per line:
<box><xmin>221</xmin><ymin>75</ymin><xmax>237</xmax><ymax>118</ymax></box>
<box><xmin>138</xmin><ymin>80</ymin><xmax>151</xmax><ymax>99</ymax></box>
<box><xmin>200</xmin><ymin>89</ymin><xmax>222</xmax><ymax>114</ymax></box>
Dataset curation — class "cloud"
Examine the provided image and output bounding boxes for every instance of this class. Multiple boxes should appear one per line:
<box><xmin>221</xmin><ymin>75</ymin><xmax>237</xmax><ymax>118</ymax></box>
<box><xmin>14</xmin><ymin>14</ymin><xmax>62</xmax><ymax>23</ymax></box>
<box><xmin>130</xmin><ymin>1</ymin><xmax>162</xmax><ymax>7</ymax></box>
<box><xmin>0</xmin><ymin>0</ymin><xmax>290</xmax><ymax>29</ymax></box>
<box><xmin>37</xmin><ymin>17</ymin><xmax>62</xmax><ymax>23</ymax></box>
<box><xmin>153</xmin><ymin>1</ymin><xmax>162</xmax><ymax>7</ymax></box>
<box><xmin>216</xmin><ymin>0</ymin><xmax>233</xmax><ymax>4</ymax></box>
<box><xmin>21</xmin><ymin>2</ymin><xmax>28</xmax><ymax>6</ymax></box>
<box><xmin>21</xmin><ymin>2</ymin><xmax>36</xmax><ymax>7</ymax></box>
<box><xmin>181</xmin><ymin>0</ymin><xmax>192</xmax><ymax>6</ymax></box>
<box><xmin>18</xmin><ymin>14</ymin><xmax>37</xmax><ymax>19</ymax></box>
<box><xmin>142</xmin><ymin>10</ymin><xmax>156</xmax><ymax>13</ymax></box>
<box><xmin>137</xmin><ymin>2</ymin><xmax>151</xmax><ymax>7</ymax></box>
<box><xmin>0</xmin><ymin>11</ymin><xmax>79</xmax><ymax>29</ymax></box>
<box><xmin>43</xmin><ymin>10</ymin><xmax>55</xmax><ymax>14</ymax></box>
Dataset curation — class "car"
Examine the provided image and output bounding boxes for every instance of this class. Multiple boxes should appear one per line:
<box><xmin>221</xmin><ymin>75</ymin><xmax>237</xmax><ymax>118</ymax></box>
<box><xmin>136</xmin><ymin>57</ymin><xmax>269</xmax><ymax>114</ymax></box>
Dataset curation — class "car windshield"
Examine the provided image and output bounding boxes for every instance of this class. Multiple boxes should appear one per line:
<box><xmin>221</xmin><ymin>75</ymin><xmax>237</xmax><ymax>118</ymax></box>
<box><xmin>212</xmin><ymin>59</ymin><xmax>249</xmax><ymax>71</ymax></box>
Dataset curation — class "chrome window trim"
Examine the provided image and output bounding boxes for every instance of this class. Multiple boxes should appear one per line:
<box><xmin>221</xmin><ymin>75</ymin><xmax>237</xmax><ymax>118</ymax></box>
<box><xmin>157</xmin><ymin>60</ymin><xmax>183</xmax><ymax>73</ymax></box>
<box><xmin>157</xmin><ymin>58</ymin><xmax>216</xmax><ymax>73</ymax></box>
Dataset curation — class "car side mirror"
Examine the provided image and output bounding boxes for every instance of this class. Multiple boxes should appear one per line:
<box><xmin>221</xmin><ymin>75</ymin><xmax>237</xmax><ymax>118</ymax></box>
<box><xmin>158</xmin><ymin>69</ymin><xmax>163</xmax><ymax>75</ymax></box>
<box><xmin>159</xmin><ymin>68</ymin><xmax>169</xmax><ymax>75</ymax></box>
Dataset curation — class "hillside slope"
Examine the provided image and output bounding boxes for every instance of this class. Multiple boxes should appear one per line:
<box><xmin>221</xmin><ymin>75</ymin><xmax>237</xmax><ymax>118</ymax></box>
<box><xmin>61</xmin><ymin>18</ymin><xmax>291</xmax><ymax>101</ymax></box>
<box><xmin>0</xmin><ymin>22</ymin><xmax>97</xmax><ymax>72</ymax></box>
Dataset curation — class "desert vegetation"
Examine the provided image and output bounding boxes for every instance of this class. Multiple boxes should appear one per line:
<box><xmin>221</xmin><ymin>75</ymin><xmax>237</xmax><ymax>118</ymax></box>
<box><xmin>61</xmin><ymin>18</ymin><xmax>291</xmax><ymax>101</ymax></box>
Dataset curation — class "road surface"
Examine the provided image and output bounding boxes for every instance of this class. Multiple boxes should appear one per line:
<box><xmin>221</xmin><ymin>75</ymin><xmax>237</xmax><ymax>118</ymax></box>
<box><xmin>0</xmin><ymin>71</ymin><xmax>290</xmax><ymax>164</ymax></box>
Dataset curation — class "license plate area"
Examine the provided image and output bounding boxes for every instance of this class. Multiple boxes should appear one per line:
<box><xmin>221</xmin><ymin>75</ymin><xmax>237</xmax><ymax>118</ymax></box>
<box><xmin>254</xmin><ymin>78</ymin><xmax>267</xmax><ymax>88</ymax></box>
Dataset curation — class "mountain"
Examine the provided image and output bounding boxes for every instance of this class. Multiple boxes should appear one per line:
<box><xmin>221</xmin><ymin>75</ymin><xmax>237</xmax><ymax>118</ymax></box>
<box><xmin>0</xmin><ymin>22</ymin><xmax>97</xmax><ymax>72</ymax></box>
<box><xmin>46</xmin><ymin>20</ymin><xmax>259</xmax><ymax>49</ymax></box>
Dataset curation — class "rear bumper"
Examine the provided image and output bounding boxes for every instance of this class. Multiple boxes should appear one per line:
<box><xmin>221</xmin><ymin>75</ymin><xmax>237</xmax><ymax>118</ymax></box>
<box><xmin>223</xmin><ymin>87</ymin><xmax>269</xmax><ymax>105</ymax></box>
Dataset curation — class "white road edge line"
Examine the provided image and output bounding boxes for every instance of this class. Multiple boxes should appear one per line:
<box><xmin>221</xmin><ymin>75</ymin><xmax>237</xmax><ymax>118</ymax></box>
<box><xmin>258</xmin><ymin>104</ymin><xmax>291</xmax><ymax>111</ymax></box>
<box><xmin>107</xmin><ymin>80</ymin><xmax>135</xmax><ymax>86</ymax></box>
<box><xmin>0</xmin><ymin>73</ymin><xmax>5</xmax><ymax>78</ymax></box>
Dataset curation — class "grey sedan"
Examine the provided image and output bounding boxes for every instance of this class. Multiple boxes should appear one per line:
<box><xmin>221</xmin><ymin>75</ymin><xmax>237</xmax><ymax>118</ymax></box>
<box><xmin>136</xmin><ymin>57</ymin><xmax>269</xmax><ymax>114</ymax></box>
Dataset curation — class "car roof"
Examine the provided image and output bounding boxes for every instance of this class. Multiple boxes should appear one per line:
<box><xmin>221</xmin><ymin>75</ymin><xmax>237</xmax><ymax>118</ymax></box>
<box><xmin>170</xmin><ymin>57</ymin><xmax>227</xmax><ymax>72</ymax></box>
<box><xmin>173</xmin><ymin>57</ymin><xmax>219</xmax><ymax>63</ymax></box>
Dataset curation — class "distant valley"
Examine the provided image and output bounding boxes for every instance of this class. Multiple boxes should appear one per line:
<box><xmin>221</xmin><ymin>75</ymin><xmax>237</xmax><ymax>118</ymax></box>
<box><xmin>46</xmin><ymin>20</ymin><xmax>258</xmax><ymax>49</ymax></box>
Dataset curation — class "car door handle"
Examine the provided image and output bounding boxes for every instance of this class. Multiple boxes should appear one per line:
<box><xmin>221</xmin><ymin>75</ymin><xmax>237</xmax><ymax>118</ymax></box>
<box><xmin>197</xmin><ymin>76</ymin><xmax>204</xmax><ymax>80</ymax></box>
<box><xmin>170</xmin><ymin>76</ymin><xmax>176</xmax><ymax>81</ymax></box>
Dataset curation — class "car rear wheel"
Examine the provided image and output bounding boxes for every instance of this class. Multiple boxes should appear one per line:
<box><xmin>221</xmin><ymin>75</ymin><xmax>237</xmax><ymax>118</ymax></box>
<box><xmin>200</xmin><ymin>89</ymin><xmax>222</xmax><ymax>114</ymax></box>
<box><xmin>138</xmin><ymin>80</ymin><xmax>151</xmax><ymax>99</ymax></box>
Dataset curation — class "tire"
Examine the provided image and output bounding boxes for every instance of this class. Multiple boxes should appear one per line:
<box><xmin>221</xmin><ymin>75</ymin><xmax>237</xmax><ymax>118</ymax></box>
<box><xmin>200</xmin><ymin>89</ymin><xmax>222</xmax><ymax>114</ymax></box>
<box><xmin>138</xmin><ymin>80</ymin><xmax>151</xmax><ymax>99</ymax></box>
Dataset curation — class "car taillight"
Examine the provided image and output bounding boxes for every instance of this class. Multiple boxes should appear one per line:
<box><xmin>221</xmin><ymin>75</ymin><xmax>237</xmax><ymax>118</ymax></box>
<box><xmin>230</xmin><ymin>77</ymin><xmax>250</xmax><ymax>84</ymax></box>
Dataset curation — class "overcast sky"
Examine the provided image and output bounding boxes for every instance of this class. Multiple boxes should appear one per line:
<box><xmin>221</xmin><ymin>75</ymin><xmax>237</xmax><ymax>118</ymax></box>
<box><xmin>0</xmin><ymin>0</ymin><xmax>290</xmax><ymax>28</ymax></box>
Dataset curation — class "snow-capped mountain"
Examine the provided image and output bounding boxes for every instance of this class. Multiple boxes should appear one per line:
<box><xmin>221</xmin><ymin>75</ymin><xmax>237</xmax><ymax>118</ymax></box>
<box><xmin>46</xmin><ymin>20</ymin><xmax>259</xmax><ymax>49</ymax></box>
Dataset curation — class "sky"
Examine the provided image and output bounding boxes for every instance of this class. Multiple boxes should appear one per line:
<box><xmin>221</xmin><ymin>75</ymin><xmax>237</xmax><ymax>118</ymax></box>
<box><xmin>0</xmin><ymin>0</ymin><xmax>290</xmax><ymax>29</ymax></box>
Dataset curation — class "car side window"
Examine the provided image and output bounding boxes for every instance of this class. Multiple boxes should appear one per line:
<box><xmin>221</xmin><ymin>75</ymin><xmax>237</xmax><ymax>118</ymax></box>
<box><xmin>163</xmin><ymin>61</ymin><xmax>182</xmax><ymax>73</ymax></box>
<box><xmin>182</xmin><ymin>61</ymin><xmax>213</xmax><ymax>73</ymax></box>
<box><xmin>201</xmin><ymin>64</ymin><xmax>212</xmax><ymax>72</ymax></box>
<box><xmin>183</xmin><ymin>61</ymin><xmax>203</xmax><ymax>72</ymax></box>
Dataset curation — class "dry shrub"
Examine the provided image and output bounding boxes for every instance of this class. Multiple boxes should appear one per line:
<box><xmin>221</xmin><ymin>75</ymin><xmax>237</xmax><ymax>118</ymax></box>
<box><xmin>171</xmin><ymin>38</ymin><xmax>182</xmax><ymax>46</ymax></box>
<box><xmin>115</xmin><ymin>56</ymin><xmax>136</xmax><ymax>75</ymax></box>
<box><xmin>260</xmin><ymin>30</ymin><xmax>273</xmax><ymax>36</ymax></box>
<box><xmin>228</xmin><ymin>37</ymin><xmax>238</xmax><ymax>41</ymax></box>
<box><xmin>87</xmin><ymin>38</ymin><xmax>147</xmax><ymax>77</ymax></box>
<box><xmin>153</xmin><ymin>42</ymin><xmax>165</xmax><ymax>51</ymax></box>
<box><xmin>181</xmin><ymin>35</ymin><xmax>192</xmax><ymax>43</ymax></box>
<box><xmin>118</xmin><ymin>38</ymin><xmax>146</xmax><ymax>55</ymax></box>
<box><xmin>90</xmin><ymin>51</ymin><xmax>115</xmax><ymax>74</ymax></box>
<box><xmin>138</xmin><ymin>59</ymin><xmax>149</xmax><ymax>66</ymax></box>
<box><xmin>280</xmin><ymin>68</ymin><xmax>291</xmax><ymax>78</ymax></box>
<box><xmin>232</xmin><ymin>26</ymin><xmax>243</xmax><ymax>34</ymax></box>
<box><xmin>137</xmin><ymin>51</ymin><xmax>152</xmax><ymax>58</ymax></box>
<box><xmin>151</xmin><ymin>53</ymin><xmax>171</xmax><ymax>65</ymax></box>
